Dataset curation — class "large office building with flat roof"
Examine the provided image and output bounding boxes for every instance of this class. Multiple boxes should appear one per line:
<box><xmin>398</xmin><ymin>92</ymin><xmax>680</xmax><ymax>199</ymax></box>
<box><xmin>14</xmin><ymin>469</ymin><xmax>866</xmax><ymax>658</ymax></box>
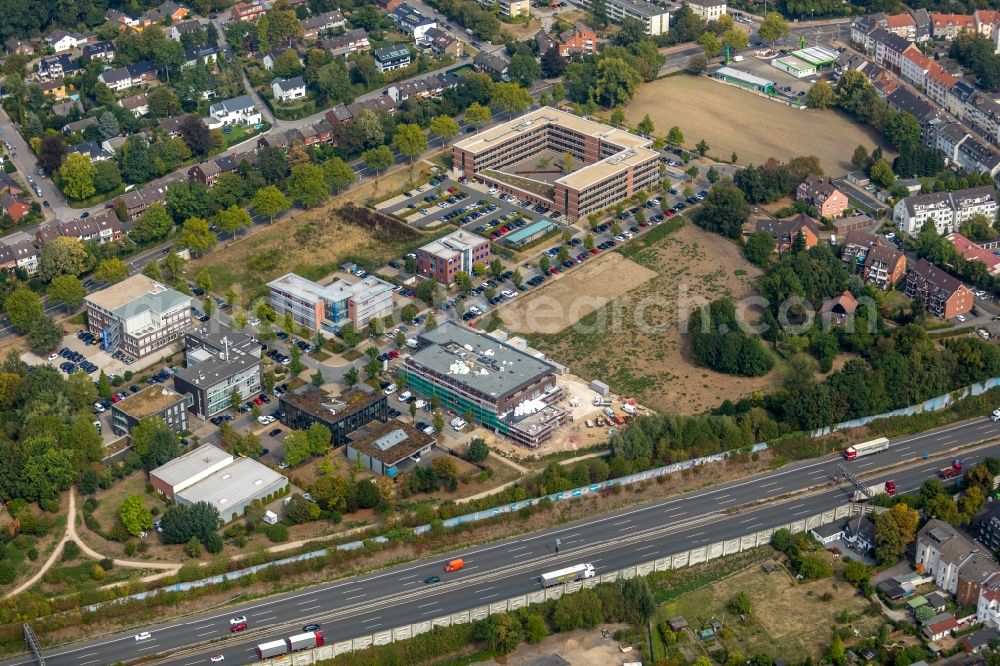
<box><xmin>402</xmin><ymin>322</ymin><xmax>566</xmax><ymax>447</ymax></box>
<box><xmin>416</xmin><ymin>230</ymin><xmax>491</xmax><ymax>284</ymax></box>
<box><xmin>86</xmin><ymin>274</ymin><xmax>191</xmax><ymax>358</ymax></box>
<box><xmin>452</xmin><ymin>107</ymin><xmax>660</xmax><ymax>222</ymax></box>
<box><xmin>267</xmin><ymin>272</ymin><xmax>393</xmax><ymax>334</ymax></box>
<box><xmin>173</xmin><ymin>323</ymin><xmax>262</xmax><ymax>419</ymax></box>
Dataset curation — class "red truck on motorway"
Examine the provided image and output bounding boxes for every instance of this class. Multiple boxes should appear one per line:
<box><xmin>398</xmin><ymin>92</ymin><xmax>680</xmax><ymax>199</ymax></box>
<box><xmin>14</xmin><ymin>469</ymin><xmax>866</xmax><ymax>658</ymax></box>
<box><xmin>939</xmin><ymin>460</ymin><xmax>962</xmax><ymax>479</ymax></box>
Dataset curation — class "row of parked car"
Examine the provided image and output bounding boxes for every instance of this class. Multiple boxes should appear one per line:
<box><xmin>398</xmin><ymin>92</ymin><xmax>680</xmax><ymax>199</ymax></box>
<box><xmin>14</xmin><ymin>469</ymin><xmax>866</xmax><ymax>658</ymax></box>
<box><xmin>53</xmin><ymin>347</ymin><xmax>99</xmax><ymax>374</ymax></box>
<box><xmin>267</xmin><ymin>348</ymin><xmax>291</xmax><ymax>365</ymax></box>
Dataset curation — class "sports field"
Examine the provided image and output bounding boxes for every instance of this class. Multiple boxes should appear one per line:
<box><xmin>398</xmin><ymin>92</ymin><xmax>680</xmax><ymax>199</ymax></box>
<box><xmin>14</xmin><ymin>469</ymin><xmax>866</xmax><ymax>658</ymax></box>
<box><xmin>626</xmin><ymin>76</ymin><xmax>891</xmax><ymax>176</ymax></box>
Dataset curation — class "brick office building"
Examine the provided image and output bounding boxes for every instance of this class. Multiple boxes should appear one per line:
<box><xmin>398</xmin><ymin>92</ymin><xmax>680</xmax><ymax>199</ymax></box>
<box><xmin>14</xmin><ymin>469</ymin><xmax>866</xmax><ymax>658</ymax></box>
<box><xmin>415</xmin><ymin>230</ymin><xmax>491</xmax><ymax>284</ymax></box>
<box><xmin>452</xmin><ymin>107</ymin><xmax>659</xmax><ymax>222</ymax></box>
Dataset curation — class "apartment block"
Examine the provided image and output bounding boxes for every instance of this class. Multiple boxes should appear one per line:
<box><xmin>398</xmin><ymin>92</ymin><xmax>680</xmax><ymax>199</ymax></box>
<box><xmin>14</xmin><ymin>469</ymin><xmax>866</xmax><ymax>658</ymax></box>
<box><xmin>893</xmin><ymin>186</ymin><xmax>998</xmax><ymax>234</ymax></box>
<box><xmin>904</xmin><ymin>258</ymin><xmax>974</xmax><ymax>319</ymax></box>
<box><xmin>574</xmin><ymin>0</ymin><xmax>670</xmax><ymax>34</ymax></box>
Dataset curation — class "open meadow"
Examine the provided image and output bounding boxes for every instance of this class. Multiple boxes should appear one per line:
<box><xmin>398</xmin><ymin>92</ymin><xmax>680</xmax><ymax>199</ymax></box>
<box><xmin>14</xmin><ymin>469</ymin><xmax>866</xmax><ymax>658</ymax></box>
<box><xmin>655</xmin><ymin>561</ymin><xmax>881</xmax><ymax>662</ymax></box>
<box><xmin>512</xmin><ymin>220</ymin><xmax>778</xmax><ymax>414</ymax></box>
<box><xmin>626</xmin><ymin>75</ymin><xmax>892</xmax><ymax>176</ymax></box>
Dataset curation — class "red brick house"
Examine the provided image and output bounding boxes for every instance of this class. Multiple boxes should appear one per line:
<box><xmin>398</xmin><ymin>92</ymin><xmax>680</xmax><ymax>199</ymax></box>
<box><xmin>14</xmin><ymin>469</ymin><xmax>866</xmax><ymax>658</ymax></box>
<box><xmin>559</xmin><ymin>27</ymin><xmax>597</xmax><ymax>58</ymax></box>
<box><xmin>797</xmin><ymin>175</ymin><xmax>849</xmax><ymax>218</ymax></box>
<box><xmin>905</xmin><ymin>258</ymin><xmax>974</xmax><ymax>319</ymax></box>
<box><xmin>231</xmin><ymin>1</ymin><xmax>265</xmax><ymax>22</ymax></box>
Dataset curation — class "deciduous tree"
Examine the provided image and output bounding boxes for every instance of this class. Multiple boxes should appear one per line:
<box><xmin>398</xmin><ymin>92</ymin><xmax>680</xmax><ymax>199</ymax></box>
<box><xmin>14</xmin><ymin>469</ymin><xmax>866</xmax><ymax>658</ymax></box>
<box><xmin>393</xmin><ymin>123</ymin><xmax>428</xmax><ymax>163</ymax></box>
<box><xmin>177</xmin><ymin>216</ymin><xmax>217</xmax><ymax>255</ymax></box>
<box><xmin>60</xmin><ymin>152</ymin><xmax>96</xmax><ymax>201</ymax></box>
<box><xmin>94</xmin><ymin>258</ymin><xmax>128</xmax><ymax>285</ymax></box>
<box><xmin>118</xmin><ymin>495</ymin><xmax>153</xmax><ymax>536</ymax></box>
<box><xmin>251</xmin><ymin>185</ymin><xmax>290</xmax><ymax>223</ymax></box>
<box><xmin>48</xmin><ymin>275</ymin><xmax>86</xmax><ymax>311</ymax></box>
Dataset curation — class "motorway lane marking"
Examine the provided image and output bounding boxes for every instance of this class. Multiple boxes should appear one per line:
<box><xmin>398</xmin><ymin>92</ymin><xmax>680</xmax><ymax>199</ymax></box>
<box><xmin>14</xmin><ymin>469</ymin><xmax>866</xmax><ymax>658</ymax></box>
<box><xmin>759</xmin><ymin>481</ymin><xmax>779</xmax><ymax>487</ymax></box>
<box><xmin>298</xmin><ymin>604</ymin><xmax>322</xmax><ymax>612</ymax></box>
<box><xmin>719</xmin><ymin>498</ymin><xmax>738</xmax><ymax>504</ymax></box>
<box><xmin>399</xmin><ymin>574</ymin><xmax>419</xmax><ymax>580</ymax></box>
<box><xmin>715</xmin><ymin>494</ymin><xmax>730</xmax><ymax>499</ymax></box>
<box><xmin>612</xmin><ymin>519</ymin><xmax>633</xmax><ymax>525</ymax></box>
<box><xmin>196</xmin><ymin>631</ymin><xmax>215</xmax><ymax>637</ymax></box>
<box><xmin>345</xmin><ymin>593</ymin><xmax>366</xmax><ymax>600</ymax></box>
<box><xmin>512</xmin><ymin>551</ymin><xmax>534</xmax><ymax>557</ymax></box>
<box><xmin>739</xmin><ymin>517</ymin><xmax>760</xmax><ymax>523</ymax></box>
<box><xmin>688</xmin><ymin>531</ymin><xmax>704</xmax><ymax>538</ymax></box>
<box><xmin>417</xmin><ymin>601</ymin><xmax>439</xmax><ymax>608</ymax></box>
<box><xmin>475</xmin><ymin>586</ymin><xmax>495</xmax><ymax>593</ymax></box>
<box><xmin>507</xmin><ymin>545</ymin><xmax>530</xmax><ymax>552</ymax></box>
<box><xmin>192</xmin><ymin>624</ymin><xmax>214</xmax><ymax>631</ymax></box>
<box><xmin>49</xmin><ymin>425</ymin><xmax>1000</xmax><ymax>661</ymax></box>
<box><xmin>636</xmin><ymin>544</ymin><xmax>658</xmax><ymax>552</ymax></box>
<box><xmin>482</xmin><ymin>593</ymin><xmax>500</xmax><ymax>599</ymax></box>
<box><xmin>80</xmin><ymin>660</ymin><xmax>101</xmax><ymax>665</ymax></box>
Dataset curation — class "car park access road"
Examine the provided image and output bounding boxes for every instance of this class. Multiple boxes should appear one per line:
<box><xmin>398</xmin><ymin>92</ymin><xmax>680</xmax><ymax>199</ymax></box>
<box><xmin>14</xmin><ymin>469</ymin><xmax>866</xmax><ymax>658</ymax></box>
<box><xmin>7</xmin><ymin>417</ymin><xmax>1000</xmax><ymax>666</ymax></box>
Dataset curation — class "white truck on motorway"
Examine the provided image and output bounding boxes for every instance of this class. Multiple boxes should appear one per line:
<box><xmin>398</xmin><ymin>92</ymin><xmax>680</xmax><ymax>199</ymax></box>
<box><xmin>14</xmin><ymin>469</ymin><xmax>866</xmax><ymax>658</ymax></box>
<box><xmin>843</xmin><ymin>437</ymin><xmax>889</xmax><ymax>461</ymax></box>
<box><xmin>256</xmin><ymin>639</ymin><xmax>289</xmax><ymax>659</ymax></box>
<box><xmin>540</xmin><ymin>563</ymin><xmax>596</xmax><ymax>587</ymax></box>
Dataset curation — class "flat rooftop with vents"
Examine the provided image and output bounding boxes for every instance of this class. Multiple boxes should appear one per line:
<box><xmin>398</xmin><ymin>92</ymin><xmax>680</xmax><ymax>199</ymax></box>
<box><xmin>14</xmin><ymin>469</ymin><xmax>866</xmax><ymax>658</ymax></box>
<box><xmin>402</xmin><ymin>322</ymin><xmax>566</xmax><ymax>446</ymax></box>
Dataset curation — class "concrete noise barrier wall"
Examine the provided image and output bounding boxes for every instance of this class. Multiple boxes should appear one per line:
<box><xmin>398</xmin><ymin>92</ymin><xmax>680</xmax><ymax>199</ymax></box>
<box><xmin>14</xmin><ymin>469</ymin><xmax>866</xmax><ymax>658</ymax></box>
<box><xmin>252</xmin><ymin>503</ymin><xmax>862</xmax><ymax>664</ymax></box>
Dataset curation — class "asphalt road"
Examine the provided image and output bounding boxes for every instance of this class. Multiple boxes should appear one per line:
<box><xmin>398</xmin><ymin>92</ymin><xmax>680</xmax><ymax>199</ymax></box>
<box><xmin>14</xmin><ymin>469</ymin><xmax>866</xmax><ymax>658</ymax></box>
<box><xmin>6</xmin><ymin>417</ymin><xmax>1000</xmax><ymax>666</ymax></box>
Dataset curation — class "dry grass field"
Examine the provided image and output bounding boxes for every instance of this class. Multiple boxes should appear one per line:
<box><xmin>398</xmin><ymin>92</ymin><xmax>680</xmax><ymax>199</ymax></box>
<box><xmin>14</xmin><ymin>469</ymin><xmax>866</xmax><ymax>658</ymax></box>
<box><xmin>520</xmin><ymin>220</ymin><xmax>778</xmax><ymax>414</ymax></box>
<box><xmin>626</xmin><ymin>76</ymin><xmax>892</xmax><ymax>176</ymax></box>
<box><xmin>186</xmin><ymin>165</ymin><xmax>449</xmax><ymax>302</ymax></box>
<box><xmin>498</xmin><ymin>253</ymin><xmax>657</xmax><ymax>334</ymax></box>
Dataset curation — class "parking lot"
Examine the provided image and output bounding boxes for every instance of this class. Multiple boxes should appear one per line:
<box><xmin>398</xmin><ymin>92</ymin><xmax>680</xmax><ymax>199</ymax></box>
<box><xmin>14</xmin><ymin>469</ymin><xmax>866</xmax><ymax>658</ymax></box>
<box><xmin>728</xmin><ymin>49</ymin><xmax>829</xmax><ymax>100</ymax></box>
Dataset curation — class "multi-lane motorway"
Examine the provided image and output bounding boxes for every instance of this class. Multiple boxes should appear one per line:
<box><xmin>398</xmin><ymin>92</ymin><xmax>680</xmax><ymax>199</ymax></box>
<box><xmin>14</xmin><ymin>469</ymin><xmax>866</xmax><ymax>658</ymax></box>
<box><xmin>4</xmin><ymin>418</ymin><xmax>1000</xmax><ymax>666</ymax></box>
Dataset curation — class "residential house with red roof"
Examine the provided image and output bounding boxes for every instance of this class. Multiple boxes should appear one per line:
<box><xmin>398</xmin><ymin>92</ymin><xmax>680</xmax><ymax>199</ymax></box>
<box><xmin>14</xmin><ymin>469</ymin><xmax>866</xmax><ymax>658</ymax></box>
<box><xmin>947</xmin><ymin>232</ymin><xmax>1000</xmax><ymax>275</ymax></box>
<box><xmin>797</xmin><ymin>175</ymin><xmax>849</xmax><ymax>219</ymax></box>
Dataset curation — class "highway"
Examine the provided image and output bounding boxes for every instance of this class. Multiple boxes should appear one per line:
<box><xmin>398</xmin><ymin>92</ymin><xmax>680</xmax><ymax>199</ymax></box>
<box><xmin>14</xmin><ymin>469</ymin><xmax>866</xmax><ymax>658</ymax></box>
<box><xmin>4</xmin><ymin>417</ymin><xmax>1000</xmax><ymax>666</ymax></box>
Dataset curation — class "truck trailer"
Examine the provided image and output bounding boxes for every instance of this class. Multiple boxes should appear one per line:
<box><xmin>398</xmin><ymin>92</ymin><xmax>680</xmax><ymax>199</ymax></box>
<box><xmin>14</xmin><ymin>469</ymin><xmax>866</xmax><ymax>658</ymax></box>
<box><xmin>843</xmin><ymin>437</ymin><xmax>890</xmax><ymax>460</ymax></box>
<box><xmin>255</xmin><ymin>631</ymin><xmax>325</xmax><ymax>659</ymax></box>
<box><xmin>540</xmin><ymin>563</ymin><xmax>596</xmax><ymax>587</ymax></box>
<box><xmin>256</xmin><ymin>639</ymin><xmax>289</xmax><ymax>659</ymax></box>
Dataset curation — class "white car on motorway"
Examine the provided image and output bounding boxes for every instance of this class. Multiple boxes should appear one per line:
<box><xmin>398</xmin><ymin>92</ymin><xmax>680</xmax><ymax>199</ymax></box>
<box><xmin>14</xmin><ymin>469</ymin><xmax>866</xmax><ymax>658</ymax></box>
<box><xmin>135</xmin><ymin>632</ymin><xmax>152</xmax><ymax>642</ymax></box>
<box><xmin>210</xmin><ymin>656</ymin><xmax>225</xmax><ymax>663</ymax></box>
<box><xmin>229</xmin><ymin>615</ymin><xmax>246</xmax><ymax>625</ymax></box>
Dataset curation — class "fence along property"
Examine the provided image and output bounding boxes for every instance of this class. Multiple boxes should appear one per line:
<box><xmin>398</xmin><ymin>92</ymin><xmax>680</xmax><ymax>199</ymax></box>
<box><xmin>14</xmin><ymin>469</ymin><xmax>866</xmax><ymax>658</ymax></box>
<box><xmin>83</xmin><ymin>375</ymin><xmax>1000</xmax><ymax>613</ymax></box>
<box><xmin>249</xmin><ymin>503</ymin><xmax>867</xmax><ymax>665</ymax></box>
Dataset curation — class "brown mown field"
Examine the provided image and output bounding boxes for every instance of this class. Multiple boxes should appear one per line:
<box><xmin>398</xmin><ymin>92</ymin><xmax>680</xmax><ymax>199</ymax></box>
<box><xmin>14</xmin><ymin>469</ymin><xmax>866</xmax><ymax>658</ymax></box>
<box><xmin>626</xmin><ymin>76</ymin><xmax>893</xmax><ymax>176</ymax></box>
<box><xmin>518</xmin><ymin>219</ymin><xmax>780</xmax><ymax>414</ymax></box>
